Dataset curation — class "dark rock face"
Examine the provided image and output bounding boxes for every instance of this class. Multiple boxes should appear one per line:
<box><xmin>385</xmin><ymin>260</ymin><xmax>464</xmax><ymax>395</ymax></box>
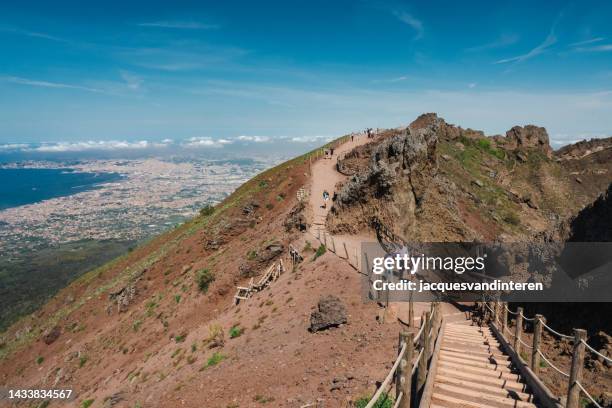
<box><xmin>258</xmin><ymin>242</ymin><xmax>284</xmax><ymax>263</ymax></box>
<box><xmin>284</xmin><ymin>201</ymin><xmax>307</xmax><ymax>232</ymax></box>
<box><xmin>505</xmin><ymin>125</ymin><xmax>552</xmax><ymax>157</ymax></box>
<box><xmin>567</xmin><ymin>183</ymin><xmax>612</xmax><ymax>242</ymax></box>
<box><xmin>42</xmin><ymin>326</ymin><xmax>61</xmax><ymax>345</ymax></box>
<box><xmin>336</xmin><ymin>117</ymin><xmax>439</xmax><ymax>207</ymax></box>
<box><xmin>309</xmin><ymin>295</ymin><xmax>347</xmax><ymax>332</ymax></box>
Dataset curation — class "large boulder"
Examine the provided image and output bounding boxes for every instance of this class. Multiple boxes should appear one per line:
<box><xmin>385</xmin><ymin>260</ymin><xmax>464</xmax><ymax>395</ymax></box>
<box><xmin>505</xmin><ymin>125</ymin><xmax>552</xmax><ymax>157</ymax></box>
<box><xmin>42</xmin><ymin>326</ymin><xmax>61</xmax><ymax>345</ymax></box>
<box><xmin>309</xmin><ymin>295</ymin><xmax>348</xmax><ymax>332</ymax></box>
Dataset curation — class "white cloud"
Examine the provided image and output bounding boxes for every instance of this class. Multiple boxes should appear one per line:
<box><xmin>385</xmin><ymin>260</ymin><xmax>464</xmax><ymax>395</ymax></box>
<box><xmin>495</xmin><ymin>31</ymin><xmax>556</xmax><ymax>64</ymax></box>
<box><xmin>393</xmin><ymin>11</ymin><xmax>424</xmax><ymax>40</ymax></box>
<box><xmin>29</xmin><ymin>140</ymin><xmax>172</xmax><ymax>152</ymax></box>
<box><xmin>288</xmin><ymin>135</ymin><xmax>333</xmax><ymax>143</ymax></box>
<box><xmin>569</xmin><ymin>37</ymin><xmax>605</xmax><ymax>47</ymax></box>
<box><xmin>181</xmin><ymin>137</ymin><xmax>233</xmax><ymax>148</ymax></box>
<box><xmin>119</xmin><ymin>70</ymin><xmax>143</xmax><ymax>90</ymax></box>
<box><xmin>466</xmin><ymin>34</ymin><xmax>519</xmax><ymax>52</ymax></box>
<box><xmin>1</xmin><ymin>76</ymin><xmax>105</xmax><ymax>94</ymax></box>
<box><xmin>573</xmin><ymin>44</ymin><xmax>612</xmax><ymax>53</ymax></box>
<box><xmin>236</xmin><ymin>135</ymin><xmax>270</xmax><ymax>142</ymax></box>
<box><xmin>0</xmin><ymin>143</ymin><xmax>30</xmax><ymax>150</ymax></box>
<box><xmin>137</xmin><ymin>21</ymin><xmax>219</xmax><ymax>30</ymax></box>
<box><xmin>468</xmin><ymin>83</ymin><xmax>477</xmax><ymax>89</ymax></box>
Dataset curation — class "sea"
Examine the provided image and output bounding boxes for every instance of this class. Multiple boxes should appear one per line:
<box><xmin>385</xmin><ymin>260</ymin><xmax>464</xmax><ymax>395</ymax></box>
<box><xmin>0</xmin><ymin>168</ymin><xmax>123</xmax><ymax>210</ymax></box>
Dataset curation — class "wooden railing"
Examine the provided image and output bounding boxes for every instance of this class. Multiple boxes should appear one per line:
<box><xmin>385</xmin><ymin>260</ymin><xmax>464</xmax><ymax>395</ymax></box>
<box><xmin>483</xmin><ymin>301</ymin><xmax>609</xmax><ymax>408</ymax></box>
<box><xmin>364</xmin><ymin>302</ymin><xmax>443</xmax><ymax>408</ymax></box>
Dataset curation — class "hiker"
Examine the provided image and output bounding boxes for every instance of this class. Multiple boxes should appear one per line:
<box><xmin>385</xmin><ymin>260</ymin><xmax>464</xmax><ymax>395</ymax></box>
<box><xmin>351</xmin><ymin>134</ymin><xmax>354</xmax><ymax>142</ymax></box>
<box><xmin>322</xmin><ymin>190</ymin><xmax>330</xmax><ymax>209</ymax></box>
<box><xmin>330</xmin><ymin>147</ymin><xmax>334</xmax><ymax>156</ymax></box>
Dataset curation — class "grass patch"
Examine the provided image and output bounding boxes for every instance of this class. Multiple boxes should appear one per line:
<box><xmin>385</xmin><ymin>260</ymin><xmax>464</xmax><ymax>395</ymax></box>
<box><xmin>79</xmin><ymin>355</ymin><xmax>88</xmax><ymax>368</ymax></box>
<box><xmin>354</xmin><ymin>393</ymin><xmax>393</xmax><ymax>408</ymax></box>
<box><xmin>196</xmin><ymin>269</ymin><xmax>215</xmax><ymax>293</ymax></box>
<box><xmin>199</xmin><ymin>205</ymin><xmax>215</xmax><ymax>217</ymax></box>
<box><xmin>81</xmin><ymin>399</ymin><xmax>94</xmax><ymax>408</ymax></box>
<box><xmin>229</xmin><ymin>326</ymin><xmax>243</xmax><ymax>339</ymax></box>
<box><xmin>313</xmin><ymin>244</ymin><xmax>326</xmax><ymax>260</ymax></box>
<box><xmin>254</xmin><ymin>394</ymin><xmax>275</xmax><ymax>404</ymax></box>
<box><xmin>200</xmin><ymin>352</ymin><xmax>226</xmax><ymax>370</ymax></box>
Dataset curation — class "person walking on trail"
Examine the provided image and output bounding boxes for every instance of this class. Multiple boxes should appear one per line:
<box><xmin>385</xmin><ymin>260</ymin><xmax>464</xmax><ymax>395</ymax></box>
<box><xmin>351</xmin><ymin>134</ymin><xmax>354</xmax><ymax>142</ymax></box>
<box><xmin>322</xmin><ymin>190</ymin><xmax>330</xmax><ymax>209</ymax></box>
<box><xmin>330</xmin><ymin>147</ymin><xmax>334</xmax><ymax>156</ymax></box>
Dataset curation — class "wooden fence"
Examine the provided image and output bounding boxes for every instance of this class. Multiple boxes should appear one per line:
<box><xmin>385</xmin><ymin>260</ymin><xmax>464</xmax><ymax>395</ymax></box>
<box><xmin>364</xmin><ymin>302</ymin><xmax>443</xmax><ymax>408</ymax></box>
<box><xmin>483</xmin><ymin>301</ymin><xmax>610</xmax><ymax>408</ymax></box>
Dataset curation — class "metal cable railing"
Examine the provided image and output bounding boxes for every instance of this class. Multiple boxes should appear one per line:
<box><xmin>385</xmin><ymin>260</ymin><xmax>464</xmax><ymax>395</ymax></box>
<box><xmin>581</xmin><ymin>339</ymin><xmax>612</xmax><ymax>364</ymax></box>
<box><xmin>490</xmin><ymin>302</ymin><xmax>605</xmax><ymax>408</ymax></box>
<box><xmin>536</xmin><ymin>349</ymin><xmax>570</xmax><ymax>377</ymax></box>
<box><xmin>576</xmin><ymin>381</ymin><xmax>603</xmax><ymax>408</ymax></box>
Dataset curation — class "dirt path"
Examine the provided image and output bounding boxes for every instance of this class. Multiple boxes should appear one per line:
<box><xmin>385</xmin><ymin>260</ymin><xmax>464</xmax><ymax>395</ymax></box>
<box><xmin>306</xmin><ymin>134</ymin><xmax>461</xmax><ymax>324</ymax></box>
<box><xmin>307</xmin><ymin>133</ymin><xmax>374</xmax><ymax>270</ymax></box>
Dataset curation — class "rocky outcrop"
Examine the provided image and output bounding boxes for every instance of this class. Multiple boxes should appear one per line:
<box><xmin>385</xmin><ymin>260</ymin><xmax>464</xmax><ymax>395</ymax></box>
<box><xmin>504</xmin><ymin>125</ymin><xmax>553</xmax><ymax>157</ymax></box>
<box><xmin>309</xmin><ymin>295</ymin><xmax>347</xmax><ymax>332</ymax></box>
<box><xmin>42</xmin><ymin>326</ymin><xmax>61</xmax><ymax>345</ymax></box>
<box><xmin>555</xmin><ymin>136</ymin><xmax>612</xmax><ymax>160</ymax></box>
<box><xmin>566</xmin><ymin>182</ymin><xmax>612</xmax><ymax>242</ymax></box>
<box><xmin>335</xmin><ymin>116</ymin><xmax>439</xmax><ymax>207</ymax></box>
<box><xmin>284</xmin><ymin>201</ymin><xmax>307</xmax><ymax>232</ymax></box>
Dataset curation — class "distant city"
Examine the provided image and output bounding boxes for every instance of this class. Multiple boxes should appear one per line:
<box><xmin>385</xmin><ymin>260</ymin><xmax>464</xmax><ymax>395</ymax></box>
<box><xmin>0</xmin><ymin>156</ymin><xmax>281</xmax><ymax>257</ymax></box>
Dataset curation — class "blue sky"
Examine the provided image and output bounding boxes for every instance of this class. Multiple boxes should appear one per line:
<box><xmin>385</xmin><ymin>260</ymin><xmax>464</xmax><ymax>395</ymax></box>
<box><xmin>1</xmin><ymin>0</ymin><xmax>611</xmax><ymax>150</ymax></box>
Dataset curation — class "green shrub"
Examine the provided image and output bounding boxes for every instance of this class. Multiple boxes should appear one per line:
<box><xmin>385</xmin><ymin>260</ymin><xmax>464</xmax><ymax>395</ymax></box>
<box><xmin>196</xmin><ymin>269</ymin><xmax>215</xmax><ymax>293</ymax></box>
<box><xmin>354</xmin><ymin>393</ymin><xmax>393</xmax><ymax>408</ymax></box>
<box><xmin>36</xmin><ymin>356</ymin><xmax>44</xmax><ymax>364</ymax></box>
<box><xmin>82</xmin><ymin>399</ymin><xmax>94</xmax><ymax>408</ymax></box>
<box><xmin>206</xmin><ymin>352</ymin><xmax>226</xmax><ymax>367</ymax></box>
<box><xmin>199</xmin><ymin>205</ymin><xmax>215</xmax><ymax>217</ymax></box>
<box><xmin>174</xmin><ymin>294</ymin><xmax>181</xmax><ymax>304</ymax></box>
<box><xmin>503</xmin><ymin>212</ymin><xmax>520</xmax><ymax>226</ymax></box>
<box><xmin>313</xmin><ymin>244</ymin><xmax>326</xmax><ymax>260</ymax></box>
<box><xmin>79</xmin><ymin>356</ymin><xmax>88</xmax><ymax>368</ymax></box>
<box><xmin>229</xmin><ymin>326</ymin><xmax>243</xmax><ymax>339</ymax></box>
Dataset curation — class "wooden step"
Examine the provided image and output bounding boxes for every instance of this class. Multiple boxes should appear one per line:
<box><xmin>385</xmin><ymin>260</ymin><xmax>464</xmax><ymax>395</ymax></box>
<box><xmin>437</xmin><ymin>367</ymin><xmax>527</xmax><ymax>393</ymax></box>
<box><xmin>440</xmin><ymin>350</ymin><xmax>511</xmax><ymax>365</ymax></box>
<box><xmin>436</xmin><ymin>374</ymin><xmax>532</xmax><ymax>401</ymax></box>
<box><xmin>443</xmin><ymin>336</ymin><xmax>501</xmax><ymax>347</ymax></box>
<box><xmin>434</xmin><ymin>383</ymin><xmax>537</xmax><ymax>408</ymax></box>
<box><xmin>439</xmin><ymin>361</ymin><xmax>520</xmax><ymax>381</ymax></box>
<box><xmin>439</xmin><ymin>355</ymin><xmax>513</xmax><ymax>372</ymax></box>
<box><xmin>442</xmin><ymin>340</ymin><xmax>504</xmax><ymax>354</ymax></box>
<box><xmin>441</xmin><ymin>346</ymin><xmax>507</xmax><ymax>359</ymax></box>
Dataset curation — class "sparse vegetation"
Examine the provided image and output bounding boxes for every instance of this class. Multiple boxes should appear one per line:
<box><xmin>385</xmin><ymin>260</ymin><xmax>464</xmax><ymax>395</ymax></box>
<box><xmin>199</xmin><ymin>205</ymin><xmax>215</xmax><ymax>217</ymax></box>
<box><xmin>195</xmin><ymin>268</ymin><xmax>215</xmax><ymax>293</ymax></box>
<box><xmin>132</xmin><ymin>319</ymin><xmax>142</xmax><ymax>332</ymax></box>
<box><xmin>303</xmin><ymin>240</ymin><xmax>312</xmax><ymax>252</ymax></box>
<box><xmin>205</xmin><ymin>352</ymin><xmax>226</xmax><ymax>367</ymax></box>
<box><xmin>81</xmin><ymin>399</ymin><xmax>94</xmax><ymax>408</ymax></box>
<box><xmin>355</xmin><ymin>393</ymin><xmax>393</xmax><ymax>408</ymax></box>
<box><xmin>36</xmin><ymin>356</ymin><xmax>44</xmax><ymax>364</ymax></box>
<box><xmin>174</xmin><ymin>294</ymin><xmax>181</xmax><ymax>304</ymax></box>
<box><xmin>254</xmin><ymin>394</ymin><xmax>275</xmax><ymax>404</ymax></box>
<box><xmin>313</xmin><ymin>244</ymin><xmax>326</xmax><ymax>260</ymax></box>
<box><xmin>79</xmin><ymin>355</ymin><xmax>88</xmax><ymax>368</ymax></box>
<box><xmin>229</xmin><ymin>326</ymin><xmax>243</xmax><ymax>339</ymax></box>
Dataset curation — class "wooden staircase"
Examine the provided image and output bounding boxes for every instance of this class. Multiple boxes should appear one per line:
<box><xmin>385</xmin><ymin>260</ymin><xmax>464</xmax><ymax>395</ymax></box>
<box><xmin>430</xmin><ymin>320</ymin><xmax>539</xmax><ymax>408</ymax></box>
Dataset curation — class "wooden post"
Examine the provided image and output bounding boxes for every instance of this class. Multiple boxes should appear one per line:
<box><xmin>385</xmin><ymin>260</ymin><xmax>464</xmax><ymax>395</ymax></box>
<box><xmin>354</xmin><ymin>247</ymin><xmax>359</xmax><ymax>269</ymax></box>
<box><xmin>502</xmin><ymin>302</ymin><xmax>508</xmax><ymax>339</ymax></box>
<box><xmin>566</xmin><ymin>329</ymin><xmax>587</xmax><ymax>408</ymax></box>
<box><xmin>364</xmin><ymin>252</ymin><xmax>370</xmax><ymax>272</ymax></box>
<box><xmin>514</xmin><ymin>307</ymin><xmax>523</xmax><ymax>358</ymax></box>
<box><xmin>331</xmin><ymin>236</ymin><xmax>336</xmax><ymax>253</ymax></box>
<box><xmin>417</xmin><ymin>311</ymin><xmax>432</xmax><ymax>397</ymax></box>
<box><xmin>531</xmin><ymin>314</ymin><xmax>544</xmax><ymax>374</ymax></box>
<box><xmin>408</xmin><ymin>292</ymin><xmax>414</xmax><ymax>328</ymax></box>
<box><xmin>323</xmin><ymin>231</ymin><xmax>327</xmax><ymax>247</ymax></box>
<box><xmin>343</xmin><ymin>242</ymin><xmax>349</xmax><ymax>259</ymax></box>
<box><xmin>397</xmin><ymin>332</ymin><xmax>413</xmax><ymax>408</ymax></box>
